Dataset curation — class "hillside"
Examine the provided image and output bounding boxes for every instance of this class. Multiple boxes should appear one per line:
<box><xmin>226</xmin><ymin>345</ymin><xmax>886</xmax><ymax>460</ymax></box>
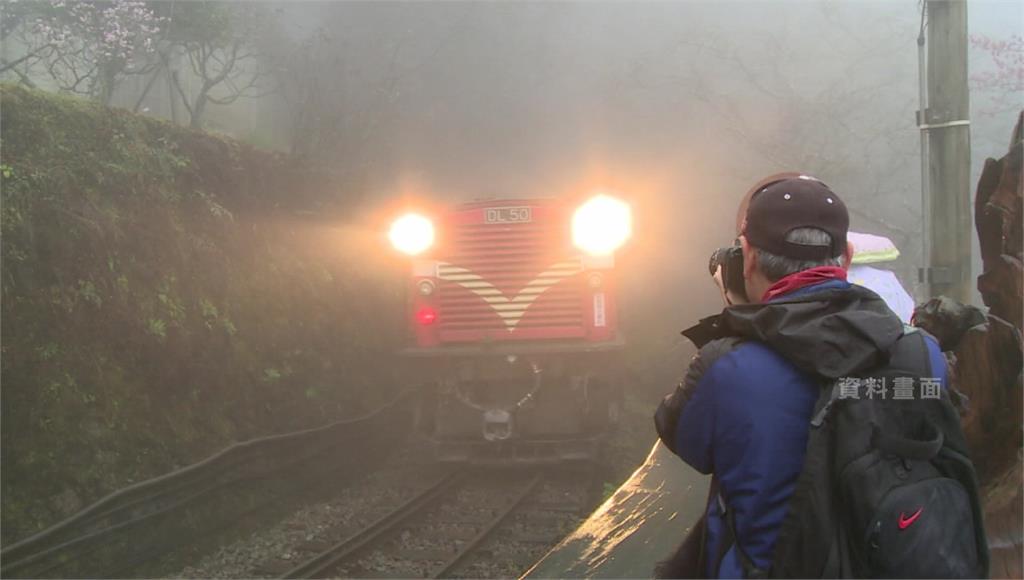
<box><xmin>0</xmin><ymin>84</ymin><xmax>405</xmax><ymax>543</ymax></box>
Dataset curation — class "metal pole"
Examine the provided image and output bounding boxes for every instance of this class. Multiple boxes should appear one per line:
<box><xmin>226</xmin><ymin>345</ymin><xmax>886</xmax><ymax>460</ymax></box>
<box><xmin>917</xmin><ymin>2</ymin><xmax>931</xmax><ymax>299</ymax></box>
<box><xmin>921</xmin><ymin>0</ymin><xmax>972</xmax><ymax>302</ymax></box>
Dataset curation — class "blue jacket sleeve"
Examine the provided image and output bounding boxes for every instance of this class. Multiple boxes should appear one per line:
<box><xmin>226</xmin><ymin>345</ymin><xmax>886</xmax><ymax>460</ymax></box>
<box><xmin>653</xmin><ymin>338</ymin><xmax>739</xmax><ymax>474</ymax></box>
<box><xmin>674</xmin><ymin>367</ymin><xmax>718</xmax><ymax>473</ymax></box>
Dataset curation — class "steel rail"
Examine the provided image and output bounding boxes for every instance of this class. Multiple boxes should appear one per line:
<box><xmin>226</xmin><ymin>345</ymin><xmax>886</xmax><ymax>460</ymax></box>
<box><xmin>2</xmin><ymin>389</ymin><xmax>413</xmax><ymax>564</ymax></box>
<box><xmin>282</xmin><ymin>470</ymin><xmax>465</xmax><ymax>579</ymax></box>
<box><xmin>1</xmin><ymin>389</ymin><xmax>414</xmax><ymax>579</ymax></box>
<box><xmin>430</xmin><ymin>473</ymin><xmax>543</xmax><ymax>579</ymax></box>
<box><xmin>106</xmin><ymin>455</ymin><xmax>377</xmax><ymax>578</ymax></box>
<box><xmin>4</xmin><ymin>445</ymin><xmax>338</xmax><ymax>577</ymax></box>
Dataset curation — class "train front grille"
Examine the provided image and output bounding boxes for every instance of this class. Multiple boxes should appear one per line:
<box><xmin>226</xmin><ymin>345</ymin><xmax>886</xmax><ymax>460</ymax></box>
<box><xmin>437</xmin><ymin>221</ymin><xmax>584</xmax><ymax>341</ymax></box>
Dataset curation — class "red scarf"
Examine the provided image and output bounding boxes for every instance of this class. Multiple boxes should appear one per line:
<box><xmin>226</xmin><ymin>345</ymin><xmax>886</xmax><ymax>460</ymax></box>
<box><xmin>761</xmin><ymin>266</ymin><xmax>848</xmax><ymax>302</ymax></box>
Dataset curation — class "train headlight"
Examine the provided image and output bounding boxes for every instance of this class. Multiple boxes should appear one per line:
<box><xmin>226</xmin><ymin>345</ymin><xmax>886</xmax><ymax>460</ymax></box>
<box><xmin>572</xmin><ymin>194</ymin><xmax>632</xmax><ymax>256</ymax></box>
<box><xmin>389</xmin><ymin>213</ymin><xmax>434</xmax><ymax>256</ymax></box>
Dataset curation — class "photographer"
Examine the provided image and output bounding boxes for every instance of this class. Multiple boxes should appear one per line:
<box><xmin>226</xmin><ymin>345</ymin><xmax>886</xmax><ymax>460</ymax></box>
<box><xmin>654</xmin><ymin>175</ymin><xmax>983</xmax><ymax>578</ymax></box>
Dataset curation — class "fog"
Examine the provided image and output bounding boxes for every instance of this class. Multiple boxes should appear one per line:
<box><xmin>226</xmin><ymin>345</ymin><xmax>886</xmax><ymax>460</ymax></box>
<box><xmin>136</xmin><ymin>0</ymin><xmax>1024</xmax><ymax>388</ymax></box>
<box><xmin>4</xmin><ymin>2</ymin><xmax>1022</xmax><ymax>566</ymax></box>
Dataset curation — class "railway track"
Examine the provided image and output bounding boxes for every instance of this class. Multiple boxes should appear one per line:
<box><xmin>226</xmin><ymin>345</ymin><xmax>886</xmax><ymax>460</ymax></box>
<box><xmin>261</xmin><ymin>467</ymin><xmax>595</xmax><ymax>579</ymax></box>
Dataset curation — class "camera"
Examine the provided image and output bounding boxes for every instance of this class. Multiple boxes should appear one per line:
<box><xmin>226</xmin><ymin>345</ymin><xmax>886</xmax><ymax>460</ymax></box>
<box><xmin>708</xmin><ymin>244</ymin><xmax>748</xmax><ymax>304</ymax></box>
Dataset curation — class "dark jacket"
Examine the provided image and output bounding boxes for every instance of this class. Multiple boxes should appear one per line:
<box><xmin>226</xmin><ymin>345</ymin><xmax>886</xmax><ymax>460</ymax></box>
<box><xmin>655</xmin><ymin>281</ymin><xmax>947</xmax><ymax>578</ymax></box>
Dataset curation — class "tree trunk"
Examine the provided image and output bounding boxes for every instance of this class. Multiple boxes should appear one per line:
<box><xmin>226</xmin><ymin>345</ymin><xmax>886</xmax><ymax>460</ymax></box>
<box><xmin>97</xmin><ymin>64</ymin><xmax>117</xmax><ymax>107</ymax></box>
<box><xmin>190</xmin><ymin>92</ymin><xmax>208</xmax><ymax>129</ymax></box>
<box><xmin>912</xmin><ymin>111</ymin><xmax>1023</xmax><ymax>578</ymax></box>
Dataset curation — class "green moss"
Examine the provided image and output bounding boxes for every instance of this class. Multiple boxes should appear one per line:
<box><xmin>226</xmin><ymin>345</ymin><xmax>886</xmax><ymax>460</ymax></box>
<box><xmin>0</xmin><ymin>84</ymin><xmax>404</xmax><ymax>544</ymax></box>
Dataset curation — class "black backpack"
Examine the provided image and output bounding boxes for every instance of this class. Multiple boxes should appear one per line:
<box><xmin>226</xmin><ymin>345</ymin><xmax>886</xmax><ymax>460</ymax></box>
<box><xmin>720</xmin><ymin>327</ymin><xmax>990</xmax><ymax>578</ymax></box>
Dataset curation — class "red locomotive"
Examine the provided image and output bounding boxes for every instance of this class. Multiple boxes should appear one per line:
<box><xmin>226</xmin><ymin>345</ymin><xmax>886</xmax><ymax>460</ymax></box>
<box><xmin>388</xmin><ymin>194</ymin><xmax>631</xmax><ymax>462</ymax></box>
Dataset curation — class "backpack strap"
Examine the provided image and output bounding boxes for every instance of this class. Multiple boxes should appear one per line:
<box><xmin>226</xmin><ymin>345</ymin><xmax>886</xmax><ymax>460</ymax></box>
<box><xmin>899</xmin><ymin>324</ymin><xmax>932</xmax><ymax>375</ymax></box>
<box><xmin>720</xmin><ymin>496</ymin><xmax>769</xmax><ymax>578</ymax></box>
<box><xmin>810</xmin><ymin>380</ymin><xmax>842</xmax><ymax>427</ymax></box>
<box><xmin>816</xmin><ymin>377</ymin><xmax>844</xmax><ymax>579</ymax></box>
<box><xmin>711</xmin><ymin>480</ymin><xmax>731</xmax><ymax>575</ymax></box>
<box><xmin>711</xmin><ymin>480</ymin><xmax>769</xmax><ymax>579</ymax></box>
<box><xmin>695</xmin><ymin>482</ymin><xmax>714</xmax><ymax>577</ymax></box>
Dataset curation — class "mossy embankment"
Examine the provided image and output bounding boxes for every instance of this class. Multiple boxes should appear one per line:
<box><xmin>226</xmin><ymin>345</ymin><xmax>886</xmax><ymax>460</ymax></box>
<box><xmin>0</xmin><ymin>84</ymin><xmax>406</xmax><ymax>544</ymax></box>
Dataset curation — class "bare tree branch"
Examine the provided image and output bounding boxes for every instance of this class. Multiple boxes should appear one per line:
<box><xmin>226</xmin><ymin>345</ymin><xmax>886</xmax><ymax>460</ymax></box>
<box><xmin>0</xmin><ymin>56</ymin><xmax>38</xmax><ymax>87</ymax></box>
<box><xmin>0</xmin><ymin>45</ymin><xmax>55</xmax><ymax>74</ymax></box>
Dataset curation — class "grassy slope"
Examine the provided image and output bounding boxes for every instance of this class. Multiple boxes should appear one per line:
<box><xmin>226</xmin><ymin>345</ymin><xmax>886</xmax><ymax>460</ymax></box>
<box><xmin>0</xmin><ymin>84</ymin><xmax>405</xmax><ymax>543</ymax></box>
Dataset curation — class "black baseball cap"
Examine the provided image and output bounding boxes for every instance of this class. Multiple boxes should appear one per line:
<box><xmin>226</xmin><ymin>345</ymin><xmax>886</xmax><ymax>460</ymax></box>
<box><xmin>741</xmin><ymin>175</ymin><xmax>849</xmax><ymax>260</ymax></box>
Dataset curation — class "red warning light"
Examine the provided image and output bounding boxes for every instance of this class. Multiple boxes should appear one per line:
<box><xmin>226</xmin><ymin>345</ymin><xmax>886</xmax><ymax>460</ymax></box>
<box><xmin>416</xmin><ymin>307</ymin><xmax>438</xmax><ymax>325</ymax></box>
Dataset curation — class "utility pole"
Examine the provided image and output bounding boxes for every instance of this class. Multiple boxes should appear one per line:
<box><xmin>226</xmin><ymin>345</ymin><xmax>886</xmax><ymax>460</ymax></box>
<box><xmin>919</xmin><ymin>0</ymin><xmax>972</xmax><ymax>302</ymax></box>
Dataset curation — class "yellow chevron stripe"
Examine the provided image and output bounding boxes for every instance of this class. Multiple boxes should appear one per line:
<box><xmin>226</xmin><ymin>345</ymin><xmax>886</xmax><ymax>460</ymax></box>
<box><xmin>436</xmin><ymin>260</ymin><xmax>583</xmax><ymax>330</ymax></box>
<box><xmin>479</xmin><ymin>294</ymin><xmax>543</xmax><ymax>303</ymax></box>
<box><xmin>486</xmin><ymin>303</ymin><xmax>531</xmax><ymax>311</ymax></box>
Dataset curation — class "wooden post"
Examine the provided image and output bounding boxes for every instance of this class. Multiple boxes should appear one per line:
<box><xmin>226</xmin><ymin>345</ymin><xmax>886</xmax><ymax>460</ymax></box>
<box><xmin>923</xmin><ymin>0</ymin><xmax>972</xmax><ymax>302</ymax></box>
